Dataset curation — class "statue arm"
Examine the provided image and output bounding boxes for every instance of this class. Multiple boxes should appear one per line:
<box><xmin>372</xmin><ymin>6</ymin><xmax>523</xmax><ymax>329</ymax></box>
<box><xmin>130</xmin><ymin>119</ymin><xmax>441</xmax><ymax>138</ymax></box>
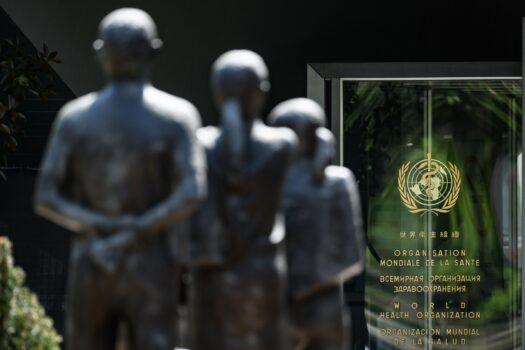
<box><xmin>338</xmin><ymin>170</ymin><xmax>366</xmax><ymax>278</ymax></box>
<box><xmin>311</xmin><ymin>127</ymin><xmax>335</xmax><ymax>183</ymax></box>
<box><xmin>134</xmin><ymin>117</ymin><xmax>207</xmax><ymax>235</ymax></box>
<box><xmin>295</xmin><ymin>170</ymin><xmax>365</xmax><ymax>301</ymax></box>
<box><xmin>34</xmin><ymin>114</ymin><xmax>130</xmax><ymax>234</ymax></box>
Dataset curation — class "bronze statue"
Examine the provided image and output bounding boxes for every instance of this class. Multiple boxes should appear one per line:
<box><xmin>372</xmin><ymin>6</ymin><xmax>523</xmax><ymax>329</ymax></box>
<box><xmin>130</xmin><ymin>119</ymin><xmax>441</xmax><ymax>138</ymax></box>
<box><xmin>269</xmin><ymin>98</ymin><xmax>365</xmax><ymax>350</ymax></box>
<box><xmin>34</xmin><ymin>8</ymin><xmax>206</xmax><ymax>350</ymax></box>
<box><xmin>189</xmin><ymin>50</ymin><xmax>297</xmax><ymax>350</ymax></box>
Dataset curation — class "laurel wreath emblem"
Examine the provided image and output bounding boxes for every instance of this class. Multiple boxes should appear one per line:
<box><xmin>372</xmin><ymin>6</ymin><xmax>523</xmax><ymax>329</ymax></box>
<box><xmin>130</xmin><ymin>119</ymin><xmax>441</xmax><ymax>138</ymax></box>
<box><xmin>397</xmin><ymin>161</ymin><xmax>461</xmax><ymax>215</ymax></box>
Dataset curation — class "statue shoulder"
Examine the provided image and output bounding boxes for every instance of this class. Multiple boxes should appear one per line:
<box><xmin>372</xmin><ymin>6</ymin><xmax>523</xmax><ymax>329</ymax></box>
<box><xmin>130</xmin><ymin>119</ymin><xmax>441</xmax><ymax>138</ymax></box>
<box><xmin>256</xmin><ymin>123</ymin><xmax>298</xmax><ymax>155</ymax></box>
<box><xmin>325</xmin><ymin>165</ymin><xmax>358</xmax><ymax>191</ymax></box>
<box><xmin>54</xmin><ymin>92</ymin><xmax>98</xmax><ymax>132</ymax></box>
<box><xmin>196</xmin><ymin>126</ymin><xmax>221</xmax><ymax>149</ymax></box>
<box><xmin>144</xmin><ymin>86</ymin><xmax>202</xmax><ymax>131</ymax></box>
<box><xmin>277</xmin><ymin>125</ymin><xmax>298</xmax><ymax>153</ymax></box>
<box><xmin>58</xmin><ymin>92</ymin><xmax>98</xmax><ymax>121</ymax></box>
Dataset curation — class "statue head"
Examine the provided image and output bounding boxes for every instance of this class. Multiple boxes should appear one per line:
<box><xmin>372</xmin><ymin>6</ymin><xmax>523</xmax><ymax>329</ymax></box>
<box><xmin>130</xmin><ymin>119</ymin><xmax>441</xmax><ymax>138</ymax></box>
<box><xmin>269</xmin><ymin>98</ymin><xmax>325</xmax><ymax>157</ymax></box>
<box><xmin>269</xmin><ymin>98</ymin><xmax>334</xmax><ymax>181</ymax></box>
<box><xmin>211</xmin><ymin>50</ymin><xmax>270</xmax><ymax>119</ymax></box>
<box><xmin>93</xmin><ymin>8</ymin><xmax>163</xmax><ymax>81</ymax></box>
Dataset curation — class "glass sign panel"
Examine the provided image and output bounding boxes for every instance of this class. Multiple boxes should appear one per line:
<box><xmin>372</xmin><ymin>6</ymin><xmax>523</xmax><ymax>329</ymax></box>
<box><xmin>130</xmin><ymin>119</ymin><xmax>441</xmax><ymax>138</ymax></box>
<box><xmin>342</xmin><ymin>79</ymin><xmax>522</xmax><ymax>349</ymax></box>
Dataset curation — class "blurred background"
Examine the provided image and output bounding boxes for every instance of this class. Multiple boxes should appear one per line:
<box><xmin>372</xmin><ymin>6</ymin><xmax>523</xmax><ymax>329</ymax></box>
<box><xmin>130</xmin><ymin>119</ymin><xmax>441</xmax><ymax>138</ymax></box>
<box><xmin>0</xmin><ymin>0</ymin><xmax>524</xmax><ymax>346</ymax></box>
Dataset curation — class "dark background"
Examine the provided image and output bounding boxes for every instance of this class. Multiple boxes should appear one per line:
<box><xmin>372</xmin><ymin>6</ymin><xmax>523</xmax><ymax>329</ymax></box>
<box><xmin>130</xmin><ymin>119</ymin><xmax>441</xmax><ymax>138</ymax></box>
<box><xmin>0</xmin><ymin>0</ymin><xmax>524</xmax><ymax>340</ymax></box>
<box><xmin>2</xmin><ymin>0</ymin><xmax>524</xmax><ymax>126</ymax></box>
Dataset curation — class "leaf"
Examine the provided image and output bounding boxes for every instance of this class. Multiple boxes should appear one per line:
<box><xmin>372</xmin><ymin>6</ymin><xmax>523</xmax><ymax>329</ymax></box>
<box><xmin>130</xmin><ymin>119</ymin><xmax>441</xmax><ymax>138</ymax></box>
<box><xmin>0</xmin><ymin>103</ymin><xmax>6</xmax><ymax>119</ymax></box>
<box><xmin>0</xmin><ymin>169</ymin><xmax>5</xmax><ymax>181</ymax></box>
<box><xmin>0</xmin><ymin>123</ymin><xmax>11</xmax><ymax>135</ymax></box>
<box><xmin>0</xmin><ymin>73</ymin><xmax>9</xmax><ymax>87</ymax></box>
<box><xmin>7</xmin><ymin>95</ymin><xmax>15</xmax><ymax>109</ymax></box>
<box><xmin>14</xmin><ymin>113</ymin><xmax>26</xmax><ymax>123</ymax></box>
<box><xmin>42</xmin><ymin>43</ymin><xmax>48</xmax><ymax>55</ymax></box>
<box><xmin>5</xmin><ymin>135</ymin><xmax>17</xmax><ymax>150</ymax></box>
<box><xmin>48</xmin><ymin>51</ymin><xmax>57</xmax><ymax>60</ymax></box>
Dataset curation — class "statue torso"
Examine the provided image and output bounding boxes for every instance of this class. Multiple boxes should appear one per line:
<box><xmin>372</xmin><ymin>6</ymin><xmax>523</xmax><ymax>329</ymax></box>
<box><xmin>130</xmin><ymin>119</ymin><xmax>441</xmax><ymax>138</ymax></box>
<box><xmin>191</xmin><ymin>121</ymin><xmax>296</xmax><ymax>265</ymax></box>
<box><xmin>59</xmin><ymin>84</ymin><xmax>199</xmax><ymax>216</ymax></box>
<box><xmin>284</xmin><ymin>163</ymin><xmax>363</xmax><ymax>297</ymax></box>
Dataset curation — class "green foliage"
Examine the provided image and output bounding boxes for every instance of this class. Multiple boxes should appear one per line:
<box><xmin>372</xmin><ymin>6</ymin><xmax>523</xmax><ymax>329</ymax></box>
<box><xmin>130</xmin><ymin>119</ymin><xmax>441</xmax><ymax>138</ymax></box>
<box><xmin>0</xmin><ymin>39</ymin><xmax>60</xmax><ymax>179</ymax></box>
<box><xmin>344</xmin><ymin>80</ymin><xmax>522</xmax><ymax>348</ymax></box>
<box><xmin>0</xmin><ymin>237</ymin><xmax>62</xmax><ymax>350</ymax></box>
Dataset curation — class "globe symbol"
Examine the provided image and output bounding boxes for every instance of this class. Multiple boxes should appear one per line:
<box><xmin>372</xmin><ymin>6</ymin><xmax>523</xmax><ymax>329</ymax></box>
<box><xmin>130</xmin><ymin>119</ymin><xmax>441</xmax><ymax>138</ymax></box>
<box><xmin>406</xmin><ymin>158</ymin><xmax>453</xmax><ymax>207</ymax></box>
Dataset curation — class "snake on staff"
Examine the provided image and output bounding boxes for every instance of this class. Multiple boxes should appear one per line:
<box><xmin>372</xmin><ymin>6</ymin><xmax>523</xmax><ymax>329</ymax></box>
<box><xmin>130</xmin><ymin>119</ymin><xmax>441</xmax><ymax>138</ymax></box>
<box><xmin>418</xmin><ymin>153</ymin><xmax>440</xmax><ymax>199</ymax></box>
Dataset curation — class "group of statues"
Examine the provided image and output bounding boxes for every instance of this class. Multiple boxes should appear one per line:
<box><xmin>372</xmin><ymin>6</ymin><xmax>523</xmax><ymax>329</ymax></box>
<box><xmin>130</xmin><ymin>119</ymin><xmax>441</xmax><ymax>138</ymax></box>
<box><xmin>33</xmin><ymin>8</ymin><xmax>365</xmax><ymax>350</ymax></box>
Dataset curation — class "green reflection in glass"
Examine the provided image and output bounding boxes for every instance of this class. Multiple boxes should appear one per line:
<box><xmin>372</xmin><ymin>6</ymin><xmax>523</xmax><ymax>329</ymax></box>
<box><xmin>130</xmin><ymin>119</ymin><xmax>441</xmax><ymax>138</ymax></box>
<box><xmin>343</xmin><ymin>80</ymin><xmax>522</xmax><ymax>350</ymax></box>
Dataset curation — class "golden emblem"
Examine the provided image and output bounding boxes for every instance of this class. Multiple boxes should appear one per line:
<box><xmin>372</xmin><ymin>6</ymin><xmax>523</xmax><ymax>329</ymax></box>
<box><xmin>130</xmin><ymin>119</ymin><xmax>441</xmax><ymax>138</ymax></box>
<box><xmin>397</xmin><ymin>153</ymin><xmax>461</xmax><ymax>215</ymax></box>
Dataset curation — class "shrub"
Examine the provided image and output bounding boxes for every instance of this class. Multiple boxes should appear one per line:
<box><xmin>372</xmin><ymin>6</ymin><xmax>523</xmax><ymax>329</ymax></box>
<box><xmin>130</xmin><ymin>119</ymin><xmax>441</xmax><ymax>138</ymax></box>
<box><xmin>0</xmin><ymin>237</ymin><xmax>62</xmax><ymax>349</ymax></box>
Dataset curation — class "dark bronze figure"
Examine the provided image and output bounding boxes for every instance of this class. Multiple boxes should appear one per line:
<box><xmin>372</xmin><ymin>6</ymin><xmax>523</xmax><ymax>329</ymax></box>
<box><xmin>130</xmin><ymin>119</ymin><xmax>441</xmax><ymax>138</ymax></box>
<box><xmin>34</xmin><ymin>8</ymin><xmax>206</xmax><ymax>350</ymax></box>
<box><xmin>189</xmin><ymin>50</ymin><xmax>297</xmax><ymax>350</ymax></box>
<box><xmin>269</xmin><ymin>98</ymin><xmax>365</xmax><ymax>350</ymax></box>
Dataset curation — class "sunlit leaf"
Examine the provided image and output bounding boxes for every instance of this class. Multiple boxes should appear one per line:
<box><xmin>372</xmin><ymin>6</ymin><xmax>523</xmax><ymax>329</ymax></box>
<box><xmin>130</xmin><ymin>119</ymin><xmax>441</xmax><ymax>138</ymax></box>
<box><xmin>0</xmin><ymin>123</ymin><xmax>11</xmax><ymax>135</ymax></box>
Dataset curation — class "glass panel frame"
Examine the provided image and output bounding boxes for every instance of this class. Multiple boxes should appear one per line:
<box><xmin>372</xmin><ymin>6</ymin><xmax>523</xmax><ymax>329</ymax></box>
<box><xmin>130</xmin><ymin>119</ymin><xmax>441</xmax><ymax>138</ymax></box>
<box><xmin>307</xmin><ymin>62</ymin><xmax>524</xmax><ymax>350</ymax></box>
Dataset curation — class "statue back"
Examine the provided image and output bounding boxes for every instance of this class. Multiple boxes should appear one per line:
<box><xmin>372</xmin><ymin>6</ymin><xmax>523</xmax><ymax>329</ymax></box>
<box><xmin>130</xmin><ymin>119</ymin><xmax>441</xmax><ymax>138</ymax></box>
<box><xmin>284</xmin><ymin>164</ymin><xmax>365</xmax><ymax>299</ymax></box>
<box><xmin>56</xmin><ymin>84</ymin><xmax>200</xmax><ymax>218</ymax></box>
<box><xmin>190</xmin><ymin>121</ymin><xmax>296</xmax><ymax>265</ymax></box>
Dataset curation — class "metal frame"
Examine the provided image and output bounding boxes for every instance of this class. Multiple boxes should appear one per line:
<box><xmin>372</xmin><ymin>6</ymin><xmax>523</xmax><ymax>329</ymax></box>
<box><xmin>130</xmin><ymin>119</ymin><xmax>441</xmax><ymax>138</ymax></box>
<box><xmin>307</xmin><ymin>62</ymin><xmax>521</xmax><ymax>165</ymax></box>
<box><xmin>522</xmin><ymin>19</ymin><xmax>525</xmax><ymax>349</ymax></box>
<box><xmin>307</xmin><ymin>61</ymin><xmax>524</xmax><ymax>349</ymax></box>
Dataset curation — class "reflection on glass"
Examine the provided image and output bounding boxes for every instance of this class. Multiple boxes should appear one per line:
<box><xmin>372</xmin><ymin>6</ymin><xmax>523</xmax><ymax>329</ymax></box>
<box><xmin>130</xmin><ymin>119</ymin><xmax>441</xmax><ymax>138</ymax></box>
<box><xmin>342</xmin><ymin>80</ymin><xmax>522</xmax><ymax>349</ymax></box>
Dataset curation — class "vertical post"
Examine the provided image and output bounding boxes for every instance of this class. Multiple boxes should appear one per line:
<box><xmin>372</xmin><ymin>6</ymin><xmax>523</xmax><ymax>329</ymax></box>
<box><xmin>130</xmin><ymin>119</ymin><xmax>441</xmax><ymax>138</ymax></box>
<box><xmin>331</xmin><ymin>78</ymin><xmax>343</xmax><ymax>165</ymax></box>
<box><xmin>307</xmin><ymin>64</ymin><xmax>325</xmax><ymax>109</ymax></box>
<box><xmin>423</xmin><ymin>85</ymin><xmax>433</xmax><ymax>350</ymax></box>
<box><xmin>518</xmin><ymin>18</ymin><xmax>525</xmax><ymax>350</ymax></box>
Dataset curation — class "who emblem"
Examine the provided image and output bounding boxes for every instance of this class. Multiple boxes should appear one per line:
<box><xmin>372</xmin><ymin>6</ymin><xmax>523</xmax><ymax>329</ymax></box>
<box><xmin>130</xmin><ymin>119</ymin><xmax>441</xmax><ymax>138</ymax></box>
<box><xmin>397</xmin><ymin>153</ymin><xmax>461</xmax><ymax>215</ymax></box>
